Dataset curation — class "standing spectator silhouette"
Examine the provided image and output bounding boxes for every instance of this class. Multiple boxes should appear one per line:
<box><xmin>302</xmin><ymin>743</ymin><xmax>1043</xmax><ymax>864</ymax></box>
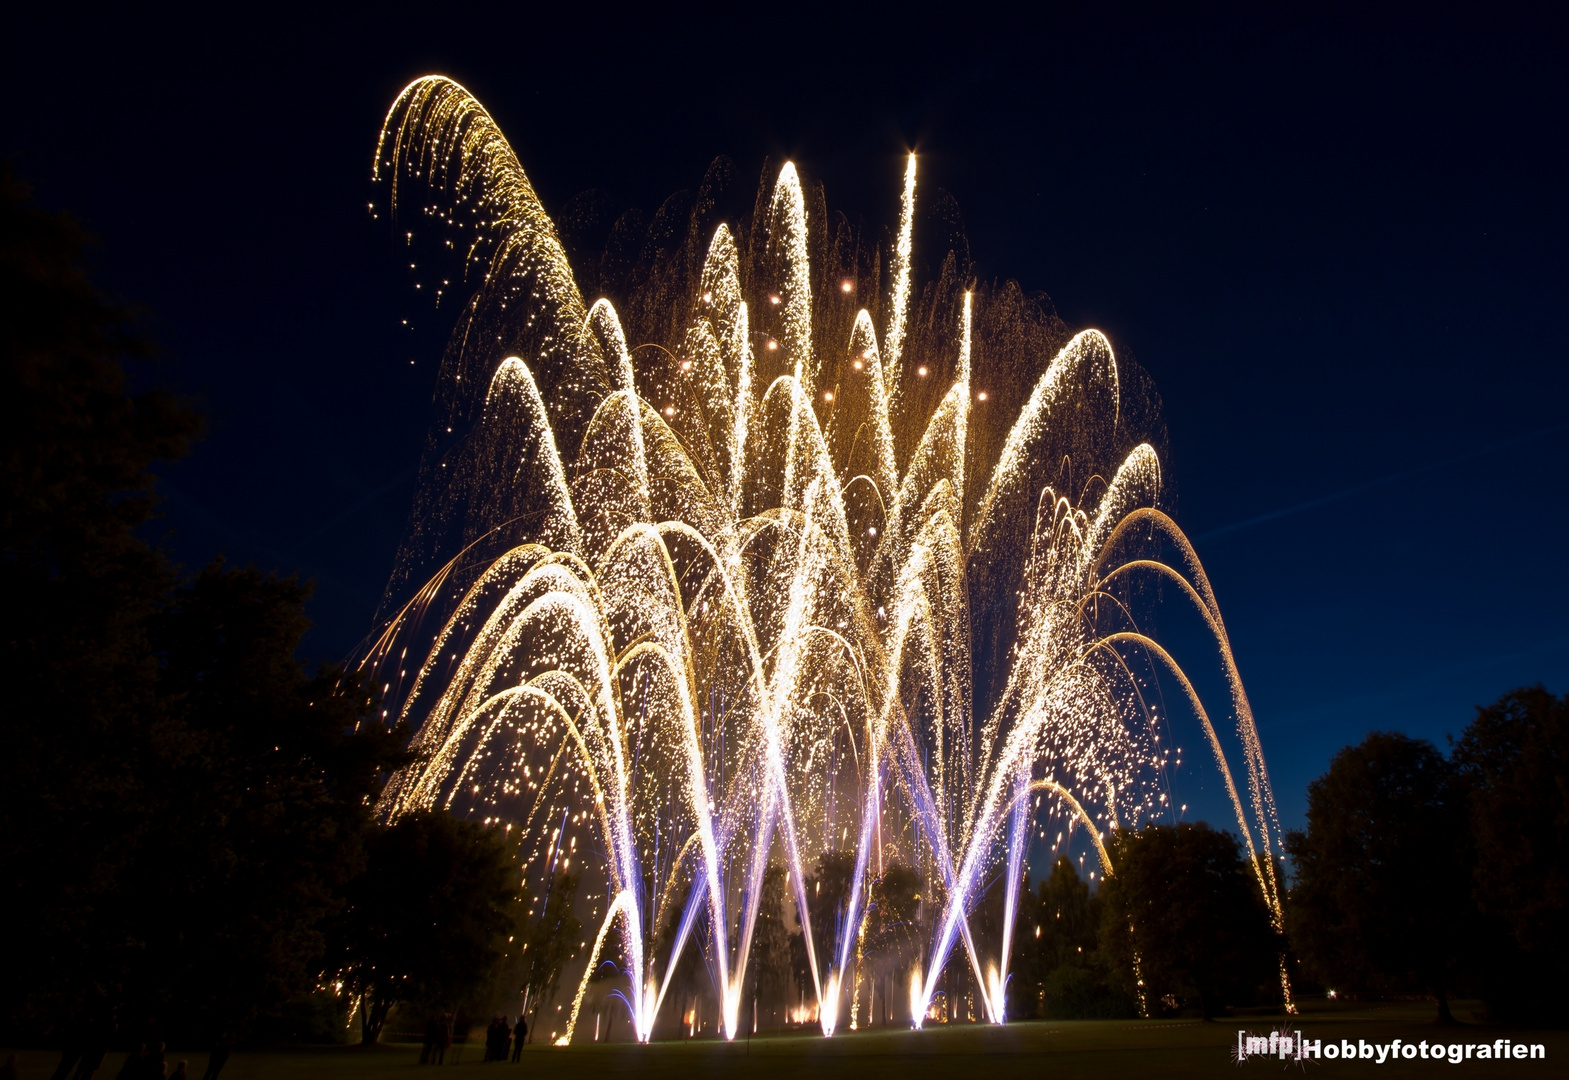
<box><xmin>115</xmin><ymin>1046</ymin><xmax>145</xmax><ymax>1080</ymax></box>
<box><xmin>419</xmin><ymin>1015</ymin><xmax>436</xmax><ymax>1065</ymax></box>
<box><xmin>436</xmin><ymin>1013</ymin><xmax>452</xmax><ymax>1065</ymax></box>
<box><xmin>197</xmin><ymin>1045</ymin><xmax>228</xmax><ymax>1080</ymax></box>
<box><xmin>48</xmin><ymin>1026</ymin><xmax>90</xmax><ymax>1080</ymax></box>
<box><xmin>49</xmin><ymin>1046</ymin><xmax>82</xmax><ymax>1080</ymax></box>
<box><xmin>145</xmin><ymin>1043</ymin><xmax>167</xmax><ymax>1080</ymax></box>
<box><xmin>2</xmin><ymin>1053</ymin><xmax>20</xmax><ymax>1080</ymax></box>
<box><xmin>168</xmin><ymin>1063</ymin><xmax>187</xmax><ymax>1080</ymax></box>
<box><xmin>72</xmin><ymin>1037</ymin><xmax>107</xmax><ymax>1080</ymax></box>
<box><xmin>511</xmin><ymin>1016</ymin><xmax>526</xmax><ymax>1061</ymax></box>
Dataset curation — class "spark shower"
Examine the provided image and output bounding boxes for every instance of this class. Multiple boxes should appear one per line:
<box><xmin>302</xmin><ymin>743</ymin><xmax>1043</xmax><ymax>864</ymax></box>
<box><xmin>361</xmin><ymin>76</ymin><xmax>1291</xmax><ymax>1042</ymax></box>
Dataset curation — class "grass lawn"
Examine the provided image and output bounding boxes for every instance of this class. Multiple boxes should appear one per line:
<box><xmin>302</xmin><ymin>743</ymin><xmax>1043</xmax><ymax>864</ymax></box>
<box><xmin>6</xmin><ymin>1002</ymin><xmax>1562</xmax><ymax>1079</ymax></box>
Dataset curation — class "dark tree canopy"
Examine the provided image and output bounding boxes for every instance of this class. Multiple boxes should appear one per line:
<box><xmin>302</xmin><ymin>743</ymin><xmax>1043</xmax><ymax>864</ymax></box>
<box><xmin>519</xmin><ymin>868</ymin><xmax>581</xmax><ymax>1042</ymax></box>
<box><xmin>335</xmin><ymin>810</ymin><xmax>519</xmax><ymax>1044</ymax></box>
<box><xmin>742</xmin><ymin>861</ymin><xmax>795</xmax><ymax>1028</ymax></box>
<box><xmin>862</xmin><ymin>863</ymin><xmax>922</xmax><ymax>969</ymax></box>
<box><xmin>1284</xmin><ymin>730</ymin><xmax>1471</xmax><ymax>1021</ymax></box>
<box><xmin>0</xmin><ymin>159</ymin><xmax>196</xmax><ymax>1039</ymax></box>
<box><xmin>992</xmin><ymin>856</ymin><xmax>1130</xmax><ymax>1021</ymax></box>
<box><xmin>1017</xmin><ymin>856</ymin><xmax>1127</xmax><ymax>1019</ymax></box>
<box><xmin>3</xmin><ymin>554</ymin><xmax>412</xmax><ymax>1044</ymax></box>
<box><xmin>1100</xmin><ymin>823</ymin><xmax>1279</xmax><ymax>1020</ymax></box>
<box><xmin>0</xmin><ymin>163</ymin><xmax>415</xmax><ymax>1049</ymax></box>
<box><xmin>0</xmin><ymin>161</ymin><xmax>199</xmax><ymax>565</ymax></box>
<box><xmin>145</xmin><ymin>567</ymin><xmax>413</xmax><ymax>1041</ymax></box>
<box><xmin>803</xmin><ymin>850</ymin><xmax>857</xmax><ymax>959</ymax></box>
<box><xmin>1451</xmin><ymin>686</ymin><xmax>1568</xmax><ymax>1021</ymax></box>
<box><xmin>1037</xmin><ymin>856</ymin><xmax>1099</xmax><ymax>975</ymax></box>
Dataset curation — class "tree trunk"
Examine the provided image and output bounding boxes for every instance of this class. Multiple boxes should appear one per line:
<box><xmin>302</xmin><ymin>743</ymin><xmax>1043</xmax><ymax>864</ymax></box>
<box><xmin>360</xmin><ymin>994</ymin><xmax>391</xmax><ymax>1045</ymax></box>
<box><xmin>48</xmin><ymin>1047</ymin><xmax>82</xmax><ymax>1080</ymax></box>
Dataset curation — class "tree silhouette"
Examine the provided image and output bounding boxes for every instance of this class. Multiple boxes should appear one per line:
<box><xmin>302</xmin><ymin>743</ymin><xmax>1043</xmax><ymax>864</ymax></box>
<box><xmin>1021</xmin><ymin>856</ymin><xmax>1132</xmax><ymax>1019</ymax></box>
<box><xmin>1</xmin><ymin>164</ymin><xmax>411</xmax><ymax>1049</ymax></box>
<box><xmin>743</xmin><ymin>861</ymin><xmax>794</xmax><ymax>1030</ymax></box>
<box><xmin>1284</xmin><ymin>731</ymin><xmax>1471</xmax><ymax>1022</ymax></box>
<box><xmin>1</xmin><ymin>157</ymin><xmax>199</xmax><ymax>1043</ymax></box>
<box><xmin>1101</xmin><ymin>823</ymin><xmax>1278</xmax><ymax>1019</ymax></box>
<box><xmin>1452</xmin><ymin>686</ymin><xmax>1568</xmax><ymax>1022</ymax></box>
<box><xmin>804</xmin><ymin>850</ymin><xmax>857</xmax><ymax>960</ymax></box>
<box><xmin>335</xmin><ymin>811</ymin><xmax>517</xmax><ymax>1043</ymax></box>
<box><xmin>520</xmin><ymin>870</ymin><xmax>582</xmax><ymax>1042</ymax></box>
<box><xmin>1037</xmin><ymin>856</ymin><xmax>1098</xmax><ymax>974</ymax></box>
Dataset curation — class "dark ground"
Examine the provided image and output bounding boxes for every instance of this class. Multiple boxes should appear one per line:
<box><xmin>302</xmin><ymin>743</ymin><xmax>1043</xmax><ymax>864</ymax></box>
<box><xmin>6</xmin><ymin>1001</ymin><xmax>1562</xmax><ymax>1079</ymax></box>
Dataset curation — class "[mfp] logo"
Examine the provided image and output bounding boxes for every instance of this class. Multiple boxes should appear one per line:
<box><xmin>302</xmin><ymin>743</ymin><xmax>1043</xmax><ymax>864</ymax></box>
<box><xmin>1236</xmin><ymin>1029</ymin><xmax>1307</xmax><ymax>1063</ymax></box>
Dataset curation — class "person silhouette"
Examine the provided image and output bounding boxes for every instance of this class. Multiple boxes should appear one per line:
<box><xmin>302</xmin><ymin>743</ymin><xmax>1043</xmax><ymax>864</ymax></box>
<box><xmin>72</xmin><ymin>1038</ymin><xmax>107</xmax><ymax>1080</ymax></box>
<box><xmin>484</xmin><ymin>1017</ymin><xmax>500</xmax><ymax>1062</ymax></box>
<box><xmin>114</xmin><ymin>1046</ymin><xmax>145</xmax><ymax>1080</ymax></box>
<box><xmin>419</xmin><ymin>1015</ymin><xmax>435</xmax><ymax>1065</ymax></box>
<box><xmin>49</xmin><ymin>1045</ymin><xmax>82</xmax><ymax>1080</ymax></box>
<box><xmin>197</xmin><ymin>1045</ymin><xmax>228</xmax><ymax>1080</ymax></box>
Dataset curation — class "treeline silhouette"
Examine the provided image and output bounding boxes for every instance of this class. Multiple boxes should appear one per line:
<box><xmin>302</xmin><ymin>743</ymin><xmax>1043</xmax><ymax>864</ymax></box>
<box><xmin>1285</xmin><ymin>692</ymin><xmax>1568</xmax><ymax>1024</ymax></box>
<box><xmin>0</xmin><ymin>164</ymin><xmax>540</xmax><ymax>1071</ymax></box>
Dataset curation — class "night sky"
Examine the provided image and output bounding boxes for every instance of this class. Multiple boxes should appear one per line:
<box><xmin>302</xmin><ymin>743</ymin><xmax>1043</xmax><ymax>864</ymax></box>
<box><xmin>4</xmin><ymin>6</ymin><xmax>1564</xmax><ymax>833</ymax></box>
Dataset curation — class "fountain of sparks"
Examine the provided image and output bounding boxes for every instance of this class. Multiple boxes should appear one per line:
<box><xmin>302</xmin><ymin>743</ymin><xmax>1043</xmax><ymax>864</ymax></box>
<box><xmin>360</xmin><ymin>76</ymin><xmax>1293</xmax><ymax>1043</ymax></box>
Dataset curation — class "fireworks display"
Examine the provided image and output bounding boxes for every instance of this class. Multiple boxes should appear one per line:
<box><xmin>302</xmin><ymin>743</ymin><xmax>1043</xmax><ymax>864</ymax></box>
<box><xmin>360</xmin><ymin>76</ymin><xmax>1291</xmax><ymax>1042</ymax></box>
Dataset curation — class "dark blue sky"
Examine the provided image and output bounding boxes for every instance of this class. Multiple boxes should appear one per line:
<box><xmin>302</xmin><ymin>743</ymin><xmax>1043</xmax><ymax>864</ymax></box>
<box><xmin>3</xmin><ymin>5</ymin><xmax>1564</xmax><ymax>832</ymax></box>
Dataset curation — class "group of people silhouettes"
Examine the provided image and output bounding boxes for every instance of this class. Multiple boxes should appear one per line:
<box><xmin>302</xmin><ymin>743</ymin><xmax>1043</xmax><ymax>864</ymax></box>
<box><xmin>419</xmin><ymin>1015</ymin><xmax>453</xmax><ymax>1065</ymax></box>
<box><xmin>109</xmin><ymin>1045</ymin><xmax>213</xmax><ymax>1080</ymax></box>
<box><xmin>482</xmin><ymin>1015</ymin><xmax>526</xmax><ymax>1063</ymax></box>
<box><xmin>419</xmin><ymin>1012</ymin><xmax>526</xmax><ymax>1065</ymax></box>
